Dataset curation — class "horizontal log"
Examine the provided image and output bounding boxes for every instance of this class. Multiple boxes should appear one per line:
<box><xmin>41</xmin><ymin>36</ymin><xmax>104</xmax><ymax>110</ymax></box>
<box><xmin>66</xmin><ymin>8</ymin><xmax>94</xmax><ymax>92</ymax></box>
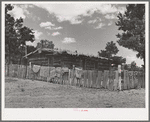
<box><xmin>30</xmin><ymin>61</ymin><xmax>48</xmax><ymax>65</ymax></box>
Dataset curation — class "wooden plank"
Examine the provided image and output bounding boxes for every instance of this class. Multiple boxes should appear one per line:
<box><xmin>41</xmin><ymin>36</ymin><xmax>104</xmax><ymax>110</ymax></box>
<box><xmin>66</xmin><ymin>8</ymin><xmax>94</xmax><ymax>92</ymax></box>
<box><xmin>9</xmin><ymin>64</ymin><xmax>13</xmax><ymax>77</ymax></box>
<box><xmin>101</xmin><ymin>71</ymin><xmax>105</xmax><ymax>88</ymax></box>
<box><xmin>62</xmin><ymin>73</ymin><xmax>68</xmax><ymax>85</ymax></box>
<box><xmin>80</xmin><ymin>72</ymin><xmax>84</xmax><ymax>87</ymax></box>
<box><xmin>72</xmin><ymin>70</ymin><xmax>76</xmax><ymax>86</ymax></box>
<box><xmin>133</xmin><ymin>71</ymin><xmax>138</xmax><ymax>88</ymax></box>
<box><xmin>107</xmin><ymin>71</ymin><xmax>110</xmax><ymax>90</ymax></box>
<box><xmin>123</xmin><ymin>70</ymin><xmax>128</xmax><ymax>90</ymax></box>
<box><xmin>137</xmin><ymin>71</ymin><xmax>142</xmax><ymax>88</ymax></box>
<box><xmin>83</xmin><ymin>70</ymin><xmax>86</xmax><ymax>87</ymax></box>
<box><xmin>17</xmin><ymin>66</ymin><xmax>21</xmax><ymax>78</ymax></box>
<box><xmin>91</xmin><ymin>70</ymin><xmax>97</xmax><ymax>88</ymax></box>
<box><xmin>103</xmin><ymin>70</ymin><xmax>109</xmax><ymax>89</ymax></box>
<box><xmin>13</xmin><ymin>64</ymin><xmax>17</xmax><ymax>77</ymax></box>
<box><xmin>96</xmin><ymin>71</ymin><xmax>102</xmax><ymax>88</ymax></box>
<box><xmin>143</xmin><ymin>72</ymin><xmax>145</xmax><ymax>88</ymax></box>
<box><xmin>10</xmin><ymin>64</ymin><xmax>14</xmax><ymax>77</ymax></box>
<box><xmin>106</xmin><ymin>71</ymin><xmax>110</xmax><ymax>90</ymax></box>
<box><xmin>126</xmin><ymin>70</ymin><xmax>130</xmax><ymax>89</ymax></box>
<box><xmin>113</xmin><ymin>70</ymin><xmax>118</xmax><ymax>91</ymax></box>
<box><xmin>85</xmin><ymin>70</ymin><xmax>88</xmax><ymax>87</ymax></box>
<box><xmin>26</xmin><ymin>66</ymin><xmax>29</xmax><ymax>79</ymax></box>
<box><xmin>139</xmin><ymin>71</ymin><xmax>144</xmax><ymax>88</ymax></box>
<box><xmin>19</xmin><ymin>66</ymin><xmax>22</xmax><ymax>78</ymax></box>
<box><xmin>90</xmin><ymin>71</ymin><xmax>93</xmax><ymax>87</ymax></box>
<box><xmin>93</xmin><ymin>71</ymin><xmax>96</xmax><ymax>88</ymax></box>
<box><xmin>69</xmin><ymin>70</ymin><xmax>73</xmax><ymax>85</ymax></box>
<box><xmin>70</xmin><ymin>69</ymin><xmax>74</xmax><ymax>86</ymax></box>
<box><xmin>22</xmin><ymin>67</ymin><xmax>26</xmax><ymax>79</ymax></box>
<box><xmin>64</xmin><ymin>73</ymin><xmax>67</xmax><ymax>85</ymax></box>
<box><xmin>138</xmin><ymin>71</ymin><xmax>142</xmax><ymax>88</ymax></box>
<box><xmin>95</xmin><ymin>75</ymin><xmax>98</xmax><ymax>88</ymax></box>
<box><xmin>84</xmin><ymin>70</ymin><xmax>88</xmax><ymax>87</ymax></box>
<box><xmin>68</xmin><ymin>69</ymin><xmax>71</xmax><ymax>85</ymax></box>
<box><xmin>74</xmin><ymin>76</ymin><xmax>77</xmax><ymax>86</ymax></box>
<box><xmin>18</xmin><ymin>65</ymin><xmax>22</xmax><ymax>78</ymax></box>
<box><xmin>108</xmin><ymin>71</ymin><xmax>114</xmax><ymax>91</ymax></box>
<box><xmin>61</xmin><ymin>72</ymin><xmax>65</xmax><ymax>84</ymax></box>
<box><xmin>131</xmin><ymin>71</ymin><xmax>134</xmax><ymax>89</ymax></box>
<box><xmin>27</xmin><ymin>67</ymin><xmax>32</xmax><ymax>79</ymax></box>
<box><xmin>95</xmin><ymin>70</ymin><xmax>99</xmax><ymax>88</ymax></box>
<box><xmin>141</xmin><ymin>72</ymin><xmax>145</xmax><ymax>88</ymax></box>
<box><xmin>118</xmin><ymin>65</ymin><xmax>122</xmax><ymax>90</ymax></box>
<box><xmin>33</xmin><ymin>68</ymin><xmax>38</xmax><ymax>80</ymax></box>
<box><xmin>12</xmin><ymin>64</ymin><xmax>18</xmax><ymax>77</ymax></box>
<box><xmin>66</xmin><ymin>72</ymin><xmax>69</xmax><ymax>85</ymax></box>
<box><xmin>100</xmin><ymin>71</ymin><xmax>103</xmax><ymax>88</ymax></box>
<box><xmin>128</xmin><ymin>71</ymin><xmax>134</xmax><ymax>89</ymax></box>
<box><xmin>90</xmin><ymin>70</ymin><xmax>94</xmax><ymax>88</ymax></box>
<box><xmin>101</xmin><ymin>71</ymin><xmax>104</xmax><ymax>88</ymax></box>
<box><xmin>106</xmin><ymin>70</ymin><xmax>109</xmax><ymax>89</ymax></box>
<box><xmin>87</xmin><ymin>70</ymin><xmax>91</xmax><ymax>88</ymax></box>
<box><xmin>21</xmin><ymin>65</ymin><xmax>25</xmax><ymax>78</ymax></box>
<box><xmin>111</xmin><ymin>71</ymin><xmax>115</xmax><ymax>90</ymax></box>
<box><xmin>87</xmin><ymin>71</ymin><xmax>91</xmax><ymax>87</ymax></box>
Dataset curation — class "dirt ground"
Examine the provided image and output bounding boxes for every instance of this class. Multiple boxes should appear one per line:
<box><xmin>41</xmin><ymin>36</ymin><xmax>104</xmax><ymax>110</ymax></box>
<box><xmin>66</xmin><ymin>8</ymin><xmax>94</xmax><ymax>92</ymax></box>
<box><xmin>5</xmin><ymin>77</ymin><xmax>145</xmax><ymax>108</ymax></box>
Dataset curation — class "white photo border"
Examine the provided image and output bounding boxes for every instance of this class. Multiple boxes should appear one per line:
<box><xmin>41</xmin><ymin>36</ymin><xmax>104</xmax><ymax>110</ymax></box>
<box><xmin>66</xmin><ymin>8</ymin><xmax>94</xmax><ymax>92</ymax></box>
<box><xmin>1</xmin><ymin>1</ymin><xmax>149</xmax><ymax>121</ymax></box>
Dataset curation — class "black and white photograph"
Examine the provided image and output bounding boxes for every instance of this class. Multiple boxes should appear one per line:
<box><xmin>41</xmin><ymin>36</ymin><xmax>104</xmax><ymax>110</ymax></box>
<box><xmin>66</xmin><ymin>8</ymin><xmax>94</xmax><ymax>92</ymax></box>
<box><xmin>2</xmin><ymin>1</ymin><xmax>149</xmax><ymax>121</ymax></box>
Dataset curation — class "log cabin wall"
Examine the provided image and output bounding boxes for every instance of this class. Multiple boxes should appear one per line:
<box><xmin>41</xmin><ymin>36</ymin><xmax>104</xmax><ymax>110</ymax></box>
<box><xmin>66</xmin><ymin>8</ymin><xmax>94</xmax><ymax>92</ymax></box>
<box><xmin>85</xmin><ymin>59</ymin><xmax>95</xmax><ymax>70</ymax></box>
<box><xmin>83</xmin><ymin>58</ymin><xmax>110</xmax><ymax>71</ymax></box>
<box><xmin>47</xmin><ymin>54</ymin><xmax>81</xmax><ymax>68</ymax></box>
<box><xmin>97</xmin><ymin>59</ymin><xmax>110</xmax><ymax>71</ymax></box>
<box><xmin>53</xmin><ymin>55</ymin><xmax>62</xmax><ymax>67</ymax></box>
<box><xmin>61</xmin><ymin>54</ymin><xmax>81</xmax><ymax>69</ymax></box>
<box><xmin>27</xmin><ymin>50</ymin><xmax>111</xmax><ymax>70</ymax></box>
<box><xmin>28</xmin><ymin>53</ymin><xmax>49</xmax><ymax>66</ymax></box>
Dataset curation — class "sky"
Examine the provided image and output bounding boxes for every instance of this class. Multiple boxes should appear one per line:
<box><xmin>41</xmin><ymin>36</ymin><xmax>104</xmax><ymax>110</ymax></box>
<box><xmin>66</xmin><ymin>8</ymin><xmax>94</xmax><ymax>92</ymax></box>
<box><xmin>8</xmin><ymin>2</ymin><xmax>144</xmax><ymax>66</ymax></box>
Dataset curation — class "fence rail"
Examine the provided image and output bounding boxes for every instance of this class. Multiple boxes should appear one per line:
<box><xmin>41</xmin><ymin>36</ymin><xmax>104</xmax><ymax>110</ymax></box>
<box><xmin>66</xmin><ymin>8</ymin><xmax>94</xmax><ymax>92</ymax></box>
<box><xmin>5</xmin><ymin>64</ymin><xmax>145</xmax><ymax>90</ymax></box>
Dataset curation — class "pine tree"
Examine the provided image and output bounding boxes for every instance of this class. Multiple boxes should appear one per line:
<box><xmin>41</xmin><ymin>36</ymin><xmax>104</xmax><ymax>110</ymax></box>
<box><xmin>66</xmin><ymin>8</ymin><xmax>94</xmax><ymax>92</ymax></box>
<box><xmin>116</xmin><ymin>4</ymin><xmax>145</xmax><ymax>68</ymax></box>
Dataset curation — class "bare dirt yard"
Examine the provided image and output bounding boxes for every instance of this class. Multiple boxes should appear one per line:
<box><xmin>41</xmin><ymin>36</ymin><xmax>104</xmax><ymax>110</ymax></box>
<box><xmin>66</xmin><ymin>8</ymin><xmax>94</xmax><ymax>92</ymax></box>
<box><xmin>5</xmin><ymin>77</ymin><xmax>145</xmax><ymax>108</ymax></box>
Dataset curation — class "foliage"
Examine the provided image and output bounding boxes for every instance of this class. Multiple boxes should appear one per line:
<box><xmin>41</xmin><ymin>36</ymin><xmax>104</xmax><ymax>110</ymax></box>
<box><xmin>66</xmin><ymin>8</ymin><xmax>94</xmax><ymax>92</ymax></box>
<box><xmin>5</xmin><ymin>4</ymin><xmax>18</xmax><ymax>64</ymax></box>
<box><xmin>111</xmin><ymin>56</ymin><xmax>126</xmax><ymax>65</ymax></box>
<box><xmin>124</xmin><ymin>64</ymin><xmax>128</xmax><ymax>70</ymax></box>
<box><xmin>5</xmin><ymin>4</ymin><xmax>35</xmax><ymax>64</ymax></box>
<box><xmin>98</xmin><ymin>41</ymin><xmax>119</xmax><ymax>59</ymax></box>
<box><xmin>124</xmin><ymin>61</ymin><xmax>144</xmax><ymax>71</ymax></box>
<box><xmin>98</xmin><ymin>50</ymin><xmax>108</xmax><ymax>58</ymax></box>
<box><xmin>27</xmin><ymin>45</ymin><xmax>36</xmax><ymax>54</ymax></box>
<box><xmin>36</xmin><ymin>39</ymin><xmax>55</xmax><ymax>49</ymax></box>
<box><xmin>131</xmin><ymin>61</ymin><xmax>137</xmax><ymax>70</ymax></box>
<box><xmin>18</xmin><ymin>26</ymin><xmax>35</xmax><ymax>46</ymax></box>
<box><xmin>116</xmin><ymin>4</ymin><xmax>145</xmax><ymax>66</ymax></box>
<box><xmin>98</xmin><ymin>41</ymin><xmax>123</xmax><ymax>65</ymax></box>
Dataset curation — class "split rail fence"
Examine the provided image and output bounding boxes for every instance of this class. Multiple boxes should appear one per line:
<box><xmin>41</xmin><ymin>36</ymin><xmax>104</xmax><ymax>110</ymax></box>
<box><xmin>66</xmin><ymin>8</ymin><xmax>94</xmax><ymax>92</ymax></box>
<box><xmin>5</xmin><ymin>64</ymin><xmax>145</xmax><ymax>91</ymax></box>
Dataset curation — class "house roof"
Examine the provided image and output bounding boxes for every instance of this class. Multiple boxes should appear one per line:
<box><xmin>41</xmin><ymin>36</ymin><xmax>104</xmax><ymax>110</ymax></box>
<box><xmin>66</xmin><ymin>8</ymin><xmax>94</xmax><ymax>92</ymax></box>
<box><xmin>23</xmin><ymin>48</ymin><xmax>111</xmax><ymax>60</ymax></box>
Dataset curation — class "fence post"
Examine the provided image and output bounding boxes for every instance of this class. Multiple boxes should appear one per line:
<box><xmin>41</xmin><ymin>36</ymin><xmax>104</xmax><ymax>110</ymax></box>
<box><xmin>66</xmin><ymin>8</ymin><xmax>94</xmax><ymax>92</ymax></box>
<box><xmin>118</xmin><ymin>65</ymin><xmax>122</xmax><ymax>91</ymax></box>
<box><xmin>123</xmin><ymin>70</ymin><xmax>128</xmax><ymax>90</ymax></box>
<box><xmin>113</xmin><ymin>70</ymin><xmax>118</xmax><ymax>91</ymax></box>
